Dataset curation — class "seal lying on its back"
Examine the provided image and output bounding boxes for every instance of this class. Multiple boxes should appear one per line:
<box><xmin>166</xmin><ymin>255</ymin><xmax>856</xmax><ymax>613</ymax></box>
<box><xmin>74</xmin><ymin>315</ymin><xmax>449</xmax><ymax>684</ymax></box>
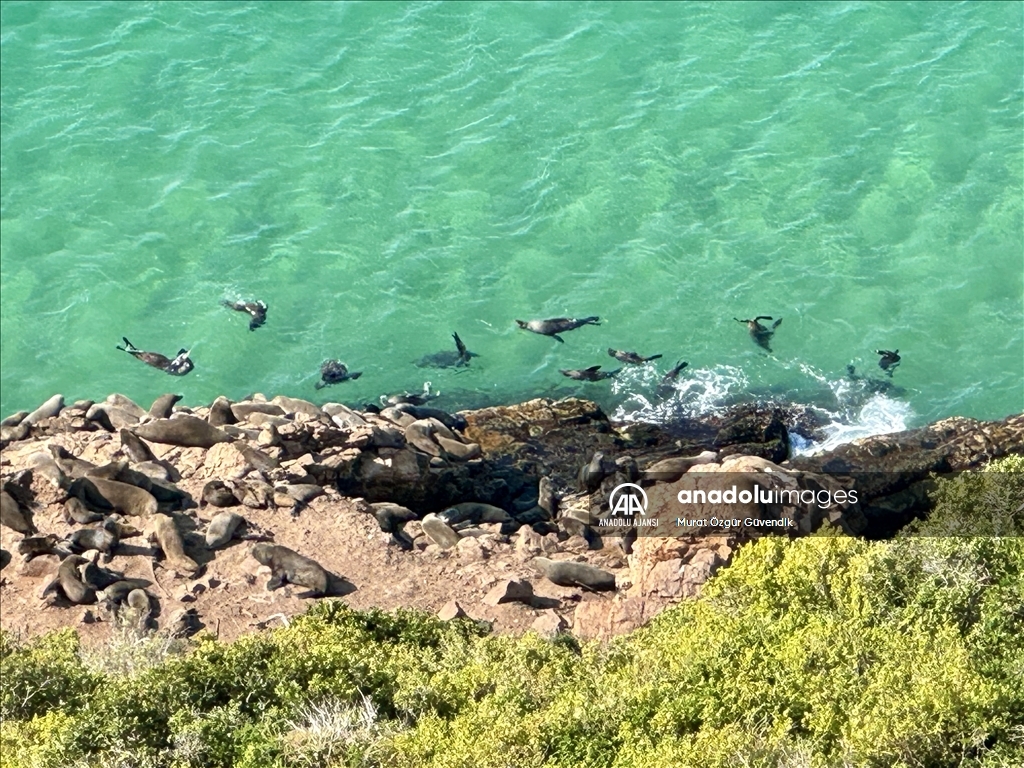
<box><xmin>735</xmin><ymin>317</ymin><xmax>782</xmax><ymax>352</ymax></box>
<box><xmin>516</xmin><ymin>316</ymin><xmax>600</xmax><ymax>343</ymax></box>
<box><xmin>608</xmin><ymin>348</ymin><xmax>663</xmax><ymax>365</ymax></box>
<box><xmin>221</xmin><ymin>299</ymin><xmax>267</xmax><ymax>331</ymax></box>
<box><xmin>875</xmin><ymin>349</ymin><xmax>901</xmax><ymax>375</ymax></box>
<box><xmin>315</xmin><ymin>360</ymin><xmax>361</xmax><ymax>389</ymax></box>
<box><xmin>417</xmin><ymin>332</ymin><xmax>478</xmax><ymax>368</ymax></box>
<box><xmin>560</xmin><ymin>365</ymin><xmax>620</xmax><ymax>381</ymax></box>
<box><xmin>117</xmin><ymin>338</ymin><xmax>193</xmax><ymax>376</ymax></box>
<box><xmin>250</xmin><ymin>542</ymin><xmax>329</xmax><ymax>595</ymax></box>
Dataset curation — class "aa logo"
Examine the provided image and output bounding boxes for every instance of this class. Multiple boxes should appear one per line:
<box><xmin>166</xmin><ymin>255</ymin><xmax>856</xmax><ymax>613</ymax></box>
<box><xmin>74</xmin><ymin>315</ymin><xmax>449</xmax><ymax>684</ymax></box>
<box><xmin>608</xmin><ymin>483</ymin><xmax>648</xmax><ymax>516</ymax></box>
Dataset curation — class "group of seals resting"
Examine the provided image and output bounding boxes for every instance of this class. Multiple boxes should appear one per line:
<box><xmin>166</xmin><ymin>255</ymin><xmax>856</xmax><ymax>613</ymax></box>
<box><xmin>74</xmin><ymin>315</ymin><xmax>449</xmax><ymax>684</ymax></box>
<box><xmin>117</xmin><ymin>338</ymin><xmax>193</xmax><ymax>376</ymax></box>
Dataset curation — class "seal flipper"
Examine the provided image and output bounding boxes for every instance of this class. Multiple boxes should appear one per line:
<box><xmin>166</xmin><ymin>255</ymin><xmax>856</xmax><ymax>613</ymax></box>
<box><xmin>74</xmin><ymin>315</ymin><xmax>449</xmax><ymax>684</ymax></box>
<box><xmin>585</xmin><ymin>365</ymin><xmax>602</xmax><ymax>372</ymax></box>
<box><xmin>552</xmin><ymin>334</ymin><xmax>564</xmax><ymax>343</ymax></box>
<box><xmin>771</xmin><ymin>318</ymin><xmax>783</xmax><ymax>330</ymax></box>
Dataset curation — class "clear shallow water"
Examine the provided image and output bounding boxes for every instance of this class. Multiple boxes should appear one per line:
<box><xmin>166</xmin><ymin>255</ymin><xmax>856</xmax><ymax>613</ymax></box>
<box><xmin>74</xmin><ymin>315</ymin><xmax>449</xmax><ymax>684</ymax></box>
<box><xmin>2</xmin><ymin>2</ymin><xmax>1022</xmax><ymax>439</ymax></box>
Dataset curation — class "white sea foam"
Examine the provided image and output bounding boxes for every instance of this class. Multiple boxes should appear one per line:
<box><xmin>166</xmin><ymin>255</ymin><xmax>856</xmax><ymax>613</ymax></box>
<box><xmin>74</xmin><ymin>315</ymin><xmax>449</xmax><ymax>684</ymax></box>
<box><xmin>792</xmin><ymin>395</ymin><xmax>914</xmax><ymax>456</ymax></box>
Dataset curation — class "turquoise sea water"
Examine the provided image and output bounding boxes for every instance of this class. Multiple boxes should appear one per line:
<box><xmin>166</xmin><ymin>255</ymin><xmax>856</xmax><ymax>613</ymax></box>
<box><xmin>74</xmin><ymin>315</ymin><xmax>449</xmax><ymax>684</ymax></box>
<box><xmin>2</xmin><ymin>2</ymin><xmax>1022</xmax><ymax>441</ymax></box>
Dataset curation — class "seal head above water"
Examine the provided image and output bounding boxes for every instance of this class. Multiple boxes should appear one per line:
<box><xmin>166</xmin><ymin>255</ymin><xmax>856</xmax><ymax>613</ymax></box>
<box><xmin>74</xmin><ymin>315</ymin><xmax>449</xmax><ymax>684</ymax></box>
<box><xmin>316</xmin><ymin>360</ymin><xmax>362</xmax><ymax>389</ymax></box>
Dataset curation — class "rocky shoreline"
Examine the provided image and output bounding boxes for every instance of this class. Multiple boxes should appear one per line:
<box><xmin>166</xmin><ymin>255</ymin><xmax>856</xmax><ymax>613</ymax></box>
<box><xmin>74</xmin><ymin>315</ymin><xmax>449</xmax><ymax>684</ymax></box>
<box><xmin>1</xmin><ymin>392</ymin><xmax>1021</xmax><ymax>644</ymax></box>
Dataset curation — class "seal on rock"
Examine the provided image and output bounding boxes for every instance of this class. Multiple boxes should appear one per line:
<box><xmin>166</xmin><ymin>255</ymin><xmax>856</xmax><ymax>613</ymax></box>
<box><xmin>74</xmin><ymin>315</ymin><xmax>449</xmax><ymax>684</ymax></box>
<box><xmin>42</xmin><ymin>555</ymin><xmax>96</xmax><ymax>604</ymax></box>
<box><xmin>417</xmin><ymin>332</ymin><xmax>478</xmax><ymax>368</ymax></box>
<box><xmin>68</xmin><ymin>522</ymin><xmax>119</xmax><ymax>560</ymax></box>
<box><xmin>608</xmin><ymin>349</ymin><xmax>663</xmax><ymax>365</ymax></box>
<box><xmin>70</xmin><ymin>476</ymin><xmax>158</xmax><ymax>518</ymax></box>
<box><xmin>735</xmin><ymin>317</ymin><xmax>782</xmax><ymax>352</ymax></box>
<box><xmin>146</xmin><ymin>514</ymin><xmax>199</xmax><ymax>576</ymax></box>
<box><xmin>315</xmin><ymin>360</ymin><xmax>362</xmax><ymax>389</ymax></box>
<box><xmin>250</xmin><ymin>543</ymin><xmax>329</xmax><ymax>595</ymax></box>
<box><xmin>133</xmin><ymin>415</ymin><xmax>232</xmax><ymax>449</ymax></box>
<box><xmin>119</xmin><ymin>429</ymin><xmax>158</xmax><ymax>464</ymax></box>
<box><xmin>149</xmin><ymin>393</ymin><xmax>183</xmax><ymax>419</ymax></box>
<box><xmin>221</xmin><ymin>299</ymin><xmax>267</xmax><ymax>330</ymax></box>
<box><xmin>202</xmin><ymin>480</ymin><xmax>239</xmax><ymax>508</ymax></box>
<box><xmin>16</xmin><ymin>534</ymin><xmax>60</xmax><ymax>560</ymax></box>
<box><xmin>875</xmin><ymin>349</ymin><xmax>901</xmax><ymax>375</ymax></box>
<box><xmin>1</xmin><ymin>490</ymin><xmax>35</xmax><ymax>535</ymax></box>
<box><xmin>205</xmin><ymin>510</ymin><xmax>245</xmax><ymax>548</ymax></box>
<box><xmin>532</xmin><ymin>557</ymin><xmax>617</xmax><ymax>591</ymax></box>
<box><xmin>560</xmin><ymin>365</ymin><xmax>620</xmax><ymax>381</ymax></box>
<box><xmin>515</xmin><ymin>316</ymin><xmax>600</xmax><ymax>343</ymax></box>
<box><xmin>64</xmin><ymin>497</ymin><xmax>104</xmax><ymax>525</ymax></box>
<box><xmin>117</xmin><ymin>338</ymin><xmax>194</xmax><ymax>376</ymax></box>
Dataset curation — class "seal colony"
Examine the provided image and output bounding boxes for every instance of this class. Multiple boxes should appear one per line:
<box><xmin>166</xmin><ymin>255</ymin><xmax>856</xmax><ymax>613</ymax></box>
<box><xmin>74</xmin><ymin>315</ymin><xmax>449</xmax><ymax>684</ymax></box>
<box><xmin>1</xmin><ymin>386</ymin><xmax>1018</xmax><ymax>646</ymax></box>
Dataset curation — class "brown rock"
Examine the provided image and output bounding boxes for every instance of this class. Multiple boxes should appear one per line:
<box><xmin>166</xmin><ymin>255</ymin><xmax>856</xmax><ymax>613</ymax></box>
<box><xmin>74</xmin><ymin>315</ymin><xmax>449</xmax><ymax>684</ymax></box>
<box><xmin>438</xmin><ymin>600</ymin><xmax>467</xmax><ymax>620</ymax></box>
<box><xmin>483</xmin><ymin>578</ymin><xmax>533</xmax><ymax>606</ymax></box>
<box><xmin>531</xmin><ymin>610</ymin><xmax>568</xmax><ymax>638</ymax></box>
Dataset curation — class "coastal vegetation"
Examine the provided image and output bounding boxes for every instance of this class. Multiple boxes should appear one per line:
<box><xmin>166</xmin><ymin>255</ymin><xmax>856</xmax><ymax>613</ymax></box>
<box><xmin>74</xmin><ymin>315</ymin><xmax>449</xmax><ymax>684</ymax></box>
<box><xmin>2</xmin><ymin>455</ymin><xmax>1022</xmax><ymax>768</ymax></box>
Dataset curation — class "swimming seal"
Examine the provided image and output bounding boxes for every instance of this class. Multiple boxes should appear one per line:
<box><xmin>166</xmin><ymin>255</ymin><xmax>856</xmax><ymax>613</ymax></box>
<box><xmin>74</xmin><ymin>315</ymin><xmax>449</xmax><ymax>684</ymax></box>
<box><xmin>146</xmin><ymin>514</ymin><xmax>199</xmax><ymax>576</ymax></box>
<box><xmin>608</xmin><ymin>349</ymin><xmax>663</xmax><ymax>365</ymax></box>
<box><xmin>656</xmin><ymin>359</ymin><xmax>689</xmax><ymax>395</ymax></box>
<box><xmin>515</xmin><ymin>316</ymin><xmax>600</xmax><ymax>343</ymax></box>
<box><xmin>734</xmin><ymin>317</ymin><xmax>782</xmax><ymax>352</ymax></box>
<box><xmin>133</xmin><ymin>415</ymin><xmax>232</xmax><ymax>449</ymax></box>
<box><xmin>221</xmin><ymin>299</ymin><xmax>267</xmax><ymax>331</ymax></box>
<box><xmin>250</xmin><ymin>542</ymin><xmax>329</xmax><ymax>595</ymax></box>
<box><xmin>417</xmin><ymin>332</ymin><xmax>478</xmax><ymax>368</ymax></box>
<box><xmin>531</xmin><ymin>557</ymin><xmax>617</xmax><ymax>591</ymax></box>
<box><xmin>315</xmin><ymin>360</ymin><xmax>362</xmax><ymax>389</ymax></box>
<box><xmin>560</xmin><ymin>365</ymin><xmax>620</xmax><ymax>381</ymax></box>
<box><xmin>875</xmin><ymin>349</ymin><xmax>901</xmax><ymax>375</ymax></box>
<box><xmin>117</xmin><ymin>338</ymin><xmax>194</xmax><ymax>376</ymax></box>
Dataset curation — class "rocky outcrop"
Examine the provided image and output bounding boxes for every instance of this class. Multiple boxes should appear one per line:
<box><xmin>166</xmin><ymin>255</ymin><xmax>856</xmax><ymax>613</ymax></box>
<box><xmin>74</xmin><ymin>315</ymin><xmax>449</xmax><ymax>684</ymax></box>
<box><xmin>1</xmin><ymin>390</ymin><xmax>1020</xmax><ymax>643</ymax></box>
